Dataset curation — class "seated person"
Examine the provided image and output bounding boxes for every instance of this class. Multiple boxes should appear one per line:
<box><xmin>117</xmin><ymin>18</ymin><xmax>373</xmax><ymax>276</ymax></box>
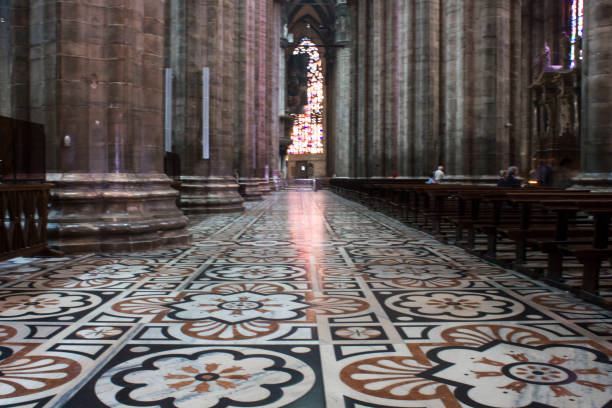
<box><xmin>498</xmin><ymin>166</ymin><xmax>521</xmax><ymax>188</ymax></box>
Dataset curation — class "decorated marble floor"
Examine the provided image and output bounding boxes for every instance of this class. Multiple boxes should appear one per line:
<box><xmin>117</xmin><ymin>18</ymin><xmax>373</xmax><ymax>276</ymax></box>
<box><xmin>0</xmin><ymin>191</ymin><xmax>610</xmax><ymax>408</ymax></box>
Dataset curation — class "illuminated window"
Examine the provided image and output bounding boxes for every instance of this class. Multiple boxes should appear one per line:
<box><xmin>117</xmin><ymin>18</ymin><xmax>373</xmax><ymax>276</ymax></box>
<box><xmin>288</xmin><ymin>37</ymin><xmax>325</xmax><ymax>155</ymax></box>
<box><xmin>570</xmin><ymin>0</ymin><xmax>583</xmax><ymax>68</ymax></box>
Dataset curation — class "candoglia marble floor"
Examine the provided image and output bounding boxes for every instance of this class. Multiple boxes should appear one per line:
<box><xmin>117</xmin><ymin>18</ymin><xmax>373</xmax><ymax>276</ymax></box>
<box><xmin>0</xmin><ymin>190</ymin><xmax>610</xmax><ymax>408</ymax></box>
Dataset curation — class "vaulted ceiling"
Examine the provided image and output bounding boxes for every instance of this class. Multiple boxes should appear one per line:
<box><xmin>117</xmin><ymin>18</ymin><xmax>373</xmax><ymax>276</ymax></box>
<box><xmin>286</xmin><ymin>0</ymin><xmax>336</xmax><ymax>44</ymax></box>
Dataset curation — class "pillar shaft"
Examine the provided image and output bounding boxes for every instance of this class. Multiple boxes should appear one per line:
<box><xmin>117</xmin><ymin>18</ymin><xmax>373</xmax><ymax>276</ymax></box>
<box><xmin>578</xmin><ymin>0</ymin><xmax>612</xmax><ymax>183</ymax></box>
<box><xmin>169</xmin><ymin>0</ymin><xmax>244</xmax><ymax>213</ymax></box>
<box><xmin>472</xmin><ymin>0</ymin><xmax>513</xmax><ymax>176</ymax></box>
<box><xmin>413</xmin><ymin>0</ymin><xmax>440</xmax><ymax>177</ymax></box>
<box><xmin>332</xmin><ymin>0</ymin><xmax>351</xmax><ymax>178</ymax></box>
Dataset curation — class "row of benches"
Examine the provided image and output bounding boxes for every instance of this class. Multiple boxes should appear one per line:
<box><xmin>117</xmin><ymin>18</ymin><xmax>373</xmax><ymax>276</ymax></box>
<box><xmin>330</xmin><ymin>178</ymin><xmax>612</xmax><ymax>308</ymax></box>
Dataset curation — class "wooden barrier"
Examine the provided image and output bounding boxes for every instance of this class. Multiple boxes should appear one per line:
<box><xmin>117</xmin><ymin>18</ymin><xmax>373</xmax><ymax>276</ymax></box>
<box><xmin>331</xmin><ymin>179</ymin><xmax>612</xmax><ymax>308</ymax></box>
<box><xmin>0</xmin><ymin>184</ymin><xmax>52</xmax><ymax>261</ymax></box>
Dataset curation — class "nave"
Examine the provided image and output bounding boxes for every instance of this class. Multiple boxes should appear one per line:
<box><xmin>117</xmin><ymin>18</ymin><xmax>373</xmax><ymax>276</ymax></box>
<box><xmin>0</xmin><ymin>191</ymin><xmax>610</xmax><ymax>408</ymax></box>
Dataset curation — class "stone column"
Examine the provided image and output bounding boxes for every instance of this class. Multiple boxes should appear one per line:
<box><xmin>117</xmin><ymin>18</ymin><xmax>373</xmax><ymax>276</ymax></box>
<box><xmin>354</xmin><ymin>0</ymin><xmax>368</xmax><ymax>177</ymax></box>
<box><xmin>397</xmin><ymin>0</ymin><xmax>416</xmax><ymax>176</ymax></box>
<box><xmin>332</xmin><ymin>0</ymin><xmax>351</xmax><ymax>178</ymax></box>
<box><xmin>266</xmin><ymin>0</ymin><xmax>281</xmax><ymax>192</ymax></box>
<box><xmin>277</xmin><ymin>12</ymin><xmax>288</xmax><ymax>185</ymax></box>
<box><xmin>413</xmin><ymin>0</ymin><xmax>441</xmax><ymax>176</ymax></box>
<box><xmin>236</xmin><ymin>0</ymin><xmax>262</xmax><ymax>200</ymax></box>
<box><xmin>46</xmin><ymin>0</ymin><xmax>190</xmax><ymax>252</ymax></box>
<box><xmin>442</xmin><ymin>0</ymin><xmax>478</xmax><ymax>180</ymax></box>
<box><xmin>576</xmin><ymin>0</ymin><xmax>612</xmax><ymax>185</ymax></box>
<box><xmin>0</xmin><ymin>1</ymin><xmax>29</xmax><ymax>120</ymax></box>
<box><xmin>384</xmin><ymin>0</ymin><xmax>398</xmax><ymax>177</ymax></box>
<box><xmin>173</xmin><ymin>0</ymin><xmax>244</xmax><ymax>214</ymax></box>
<box><xmin>255</xmin><ymin>0</ymin><xmax>272</xmax><ymax>194</ymax></box>
<box><xmin>367</xmin><ymin>0</ymin><xmax>384</xmax><ymax>177</ymax></box>
<box><xmin>472</xmin><ymin>0</ymin><xmax>513</xmax><ymax>177</ymax></box>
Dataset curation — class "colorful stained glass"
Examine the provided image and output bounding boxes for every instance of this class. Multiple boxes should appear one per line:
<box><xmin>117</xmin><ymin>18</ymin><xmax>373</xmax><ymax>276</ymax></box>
<box><xmin>288</xmin><ymin>37</ymin><xmax>325</xmax><ymax>155</ymax></box>
<box><xmin>570</xmin><ymin>0</ymin><xmax>583</xmax><ymax>68</ymax></box>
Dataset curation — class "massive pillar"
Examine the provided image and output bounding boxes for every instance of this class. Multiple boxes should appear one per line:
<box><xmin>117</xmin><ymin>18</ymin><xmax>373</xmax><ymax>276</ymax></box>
<box><xmin>397</xmin><ymin>0</ymin><xmax>416</xmax><ymax>176</ymax></box>
<box><xmin>472</xmin><ymin>0</ymin><xmax>513</xmax><ymax>177</ymax></box>
<box><xmin>576</xmin><ymin>0</ymin><xmax>612</xmax><ymax>186</ymax></box>
<box><xmin>235</xmin><ymin>0</ymin><xmax>262</xmax><ymax>200</ymax></box>
<box><xmin>234</xmin><ymin>0</ymin><xmax>280</xmax><ymax>198</ymax></box>
<box><xmin>268</xmin><ymin>1</ymin><xmax>282</xmax><ymax>190</ymax></box>
<box><xmin>367</xmin><ymin>0</ymin><xmax>384</xmax><ymax>176</ymax></box>
<box><xmin>352</xmin><ymin>0</ymin><xmax>368</xmax><ymax>177</ymax></box>
<box><xmin>0</xmin><ymin>1</ymin><xmax>29</xmax><ymax>120</ymax></box>
<box><xmin>332</xmin><ymin>0</ymin><xmax>352</xmax><ymax>178</ymax></box>
<box><xmin>170</xmin><ymin>0</ymin><xmax>244</xmax><ymax>214</ymax></box>
<box><xmin>255</xmin><ymin>0</ymin><xmax>272</xmax><ymax>194</ymax></box>
<box><xmin>43</xmin><ymin>0</ymin><xmax>190</xmax><ymax>252</ymax></box>
<box><xmin>383</xmin><ymin>0</ymin><xmax>399</xmax><ymax>177</ymax></box>
<box><xmin>442</xmin><ymin>0</ymin><xmax>477</xmax><ymax>180</ymax></box>
<box><xmin>413</xmin><ymin>0</ymin><xmax>441</xmax><ymax>176</ymax></box>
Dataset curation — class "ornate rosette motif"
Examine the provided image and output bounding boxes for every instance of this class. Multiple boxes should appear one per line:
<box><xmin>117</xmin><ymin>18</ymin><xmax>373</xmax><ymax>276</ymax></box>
<box><xmin>75</xmin><ymin>326</ymin><xmax>123</xmax><ymax>339</ymax></box>
<box><xmin>225</xmin><ymin>248</ymin><xmax>303</xmax><ymax>263</ymax></box>
<box><xmin>166</xmin><ymin>292</ymin><xmax>309</xmax><ymax>323</ymax></box>
<box><xmin>202</xmin><ymin>265</ymin><xmax>307</xmax><ymax>281</ymax></box>
<box><xmin>310</xmin><ymin>296</ymin><xmax>370</xmax><ymax>315</ymax></box>
<box><xmin>335</xmin><ymin>327</ymin><xmax>382</xmax><ymax>340</ymax></box>
<box><xmin>151</xmin><ymin>267</ymin><xmax>198</xmax><ymax>278</ymax></box>
<box><xmin>349</xmin><ymin>247</ymin><xmax>433</xmax><ymax>258</ymax></box>
<box><xmin>95</xmin><ymin>347</ymin><xmax>314</xmax><ymax>408</ymax></box>
<box><xmin>362</xmin><ymin>263</ymin><xmax>466</xmax><ymax>281</ymax></box>
<box><xmin>385</xmin><ymin>291</ymin><xmax>523</xmax><ymax>321</ymax></box>
<box><xmin>423</xmin><ymin>342</ymin><xmax>612</xmax><ymax>408</ymax></box>
<box><xmin>50</xmin><ymin>263</ymin><xmax>151</xmax><ymax>281</ymax></box>
<box><xmin>386</xmin><ymin>277</ymin><xmax>469</xmax><ymax>289</ymax></box>
<box><xmin>0</xmin><ymin>292</ymin><xmax>100</xmax><ymax>320</ymax></box>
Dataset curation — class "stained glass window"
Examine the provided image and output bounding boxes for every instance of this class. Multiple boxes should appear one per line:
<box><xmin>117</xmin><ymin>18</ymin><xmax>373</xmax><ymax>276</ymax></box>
<box><xmin>570</xmin><ymin>0</ymin><xmax>583</xmax><ymax>68</ymax></box>
<box><xmin>288</xmin><ymin>37</ymin><xmax>325</xmax><ymax>155</ymax></box>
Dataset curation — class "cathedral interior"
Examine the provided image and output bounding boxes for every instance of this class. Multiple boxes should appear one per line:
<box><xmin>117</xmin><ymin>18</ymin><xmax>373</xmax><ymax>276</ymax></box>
<box><xmin>0</xmin><ymin>0</ymin><xmax>611</xmax><ymax>407</ymax></box>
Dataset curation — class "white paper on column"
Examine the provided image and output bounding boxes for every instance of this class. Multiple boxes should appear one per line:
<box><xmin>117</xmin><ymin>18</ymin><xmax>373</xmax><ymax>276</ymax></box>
<box><xmin>202</xmin><ymin>67</ymin><xmax>210</xmax><ymax>159</ymax></box>
<box><xmin>164</xmin><ymin>68</ymin><xmax>172</xmax><ymax>152</ymax></box>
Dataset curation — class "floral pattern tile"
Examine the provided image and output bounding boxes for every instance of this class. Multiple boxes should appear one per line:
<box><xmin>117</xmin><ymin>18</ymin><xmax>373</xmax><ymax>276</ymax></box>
<box><xmin>0</xmin><ymin>191</ymin><xmax>610</xmax><ymax>408</ymax></box>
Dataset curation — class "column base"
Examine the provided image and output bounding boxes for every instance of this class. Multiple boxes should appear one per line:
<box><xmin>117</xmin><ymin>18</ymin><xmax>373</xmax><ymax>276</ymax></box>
<box><xmin>47</xmin><ymin>173</ymin><xmax>191</xmax><ymax>253</ymax></box>
<box><xmin>180</xmin><ymin>176</ymin><xmax>244</xmax><ymax>214</ymax></box>
<box><xmin>239</xmin><ymin>178</ymin><xmax>263</xmax><ymax>201</ymax></box>
<box><xmin>270</xmin><ymin>179</ymin><xmax>280</xmax><ymax>191</ymax></box>
<box><xmin>258</xmin><ymin>178</ymin><xmax>272</xmax><ymax>195</ymax></box>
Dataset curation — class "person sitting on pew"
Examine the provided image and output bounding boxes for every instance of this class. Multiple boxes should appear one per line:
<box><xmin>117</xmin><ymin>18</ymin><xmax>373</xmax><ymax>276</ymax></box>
<box><xmin>434</xmin><ymin>166</ymin><xmax>445</xmax><ymax>183</ymax></box>
<box><xmin>497</xmin><ymin>169</ymin><xmax>508</xmax><ymax>187</ymax></box>
<box><xmin>497</xmin><ymin>166</ymin><xmax>522</xmax><ymax>188</ymax></box>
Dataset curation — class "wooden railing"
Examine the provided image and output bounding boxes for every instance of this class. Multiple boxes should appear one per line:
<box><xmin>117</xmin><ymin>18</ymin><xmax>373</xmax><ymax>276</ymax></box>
<box><xmin>0</xmin><ymin>184</ymin><xmax>51</xmax><ymax>261</ymax></box>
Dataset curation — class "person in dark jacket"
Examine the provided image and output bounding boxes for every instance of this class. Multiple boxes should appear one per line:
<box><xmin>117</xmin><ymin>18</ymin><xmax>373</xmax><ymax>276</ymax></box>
<box><xmin>498</xmin><ymin>166</ymin><xmax>522</xmax><ymax>188</ymax></box>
